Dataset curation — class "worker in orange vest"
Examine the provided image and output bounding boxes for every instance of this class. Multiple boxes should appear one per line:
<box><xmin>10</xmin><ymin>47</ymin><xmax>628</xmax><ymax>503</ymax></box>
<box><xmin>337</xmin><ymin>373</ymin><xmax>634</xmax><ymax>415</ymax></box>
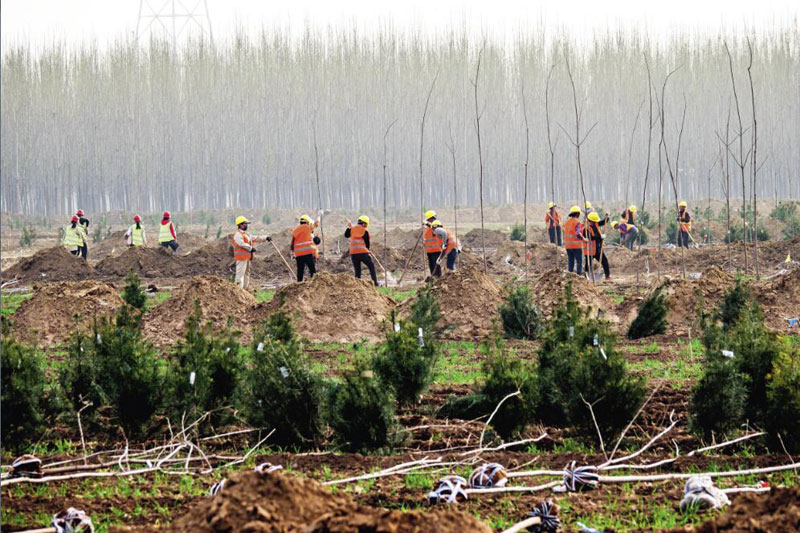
<box><xmin>677</xmin><ymin>201</ymin><xmax>692</xmax><ymax>248</ymax></box>
<box><xmin>583</xmin><ymin>211</ymin><xmax>611</xmax><ymax>280</ymax></box>
<box><xmin>232</xmin><ymin>216</ymin><xmax>269</xmax><ymax>289</ymax></box>
<box><xmin>545</xmin><ymin>202</ymin><xmax>562</xmax><ymax>245</ymax></box>
<box><xmin>423</xmin><ymin>210</ymin><xmax>447</xmax><ymax>277</ymax></box>
<box><xmin>290</xmin><ymin>214</ymin><xmax>320</xmax><ymax>282</ymax></box>
<box><xmin>432</xmin><ymin>220</ymin><xmax>461</xmax><ymax>272</ymax></box>
<box><xmin>345</xmin><ymin>215</ymin><xmax>377</xmax><ymax>285</ymax></box>
<box><xmin>563</xmin><ymin>206</ymin><xmax>586</xmax><ymax>275</ymax></box>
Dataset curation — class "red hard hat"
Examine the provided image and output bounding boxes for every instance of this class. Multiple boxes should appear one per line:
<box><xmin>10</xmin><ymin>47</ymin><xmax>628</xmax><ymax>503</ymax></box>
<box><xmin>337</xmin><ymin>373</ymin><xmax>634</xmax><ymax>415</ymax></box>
<box><xmin>162</xmin><ymin>211</ymin><xmax>171</xmax><ymax>219</ymax></box>
<box><xmin>71</xmin><ymin>215</ymin><xmax>79</xmax><ymax>222</ymax></box>
<box><xmin>76</xmin><ymin>209</ymin><xmax>85</xmax><ymax>216</ymax></box>
<box><xmin>133</xmin><ymin>215</ymin><xmax>141</xmax><ymax>222</ymax></box>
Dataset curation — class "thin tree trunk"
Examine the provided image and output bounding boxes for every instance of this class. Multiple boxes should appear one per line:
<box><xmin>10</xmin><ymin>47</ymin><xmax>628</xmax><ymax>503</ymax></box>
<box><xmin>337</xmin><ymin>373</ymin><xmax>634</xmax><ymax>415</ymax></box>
<box><xmin>725</xmin><ymin>42</ymin><xmax>750</xmax><ymax>274</ymax></box>
<box><xmin>383</xmin><ymin>119</ymin><xmax>398</xmax><ymax>287</ymax></box>
<box><xmin>521</xmin><ymin>77</ymin><xmax>530</xmax><ymax>279</ymax></box>
<box><xmin>472</xmin><ymin>43</ymin><xmax>488</xmax><ymax>275</ymax></box>
<box><xmin>312</xmin><ymin>121</ymin><xmax>324</xmax><ymax>258</ymax></box>
<box><xmin>446</xmin><ymin>123</ymin><xmax>459</xmax><ymax>244</ymax></box>
<box><xmin>746</xmin><ymin>38</ymin><xmax>759</xmax><ymax>280</ymax></box>
<box><xmin>419</xmin><ymin>72</ymin><xmax>438</xmax><ymax>275</ymax></box>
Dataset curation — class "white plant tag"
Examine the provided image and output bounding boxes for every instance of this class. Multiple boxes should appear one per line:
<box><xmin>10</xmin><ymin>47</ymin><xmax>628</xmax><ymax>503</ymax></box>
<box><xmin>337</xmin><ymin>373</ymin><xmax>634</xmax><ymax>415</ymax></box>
<box><xmin>569</xmin><ymin>326</ymin><xmax>574</xmax><ymax>338</ymax></box>
<box><xmin>599</xmin><ymin>347</ymin><xmax>607</xmax><ymax>360</ymax></box>
<box><xmin>257</xmin><ymin>342</ymin><xmax>264</xmax><ymax>352</ymax></box>
<box><xmin>722</xmin><ymin>350</ymin><xmax>734</xmax><ymax>358</ymax></box>
<box><xmin>417</xmin><ymin>327</ymin><xmax>425</xmax><ymax>348</ymax></box>
<box><xmin>279</xmin><ymin>366</ymin><xmax>289</xmax><ymax>378</ymax></box>
<box><xmin>593</xmin><ymin>334</ymin><xmax>599</xmax><ymax>346</ymax></box>
<box><xmin>394</xmin><ymin>322</ymin><xmax>400</xmax><ymax>332</ymax></box>
<box><xmin>96</xmin><ymin>334</ymin><xmax>102</xmax><ymax>343</ymax></box>
<box><xmin>189</xmin><ymin>372</ymin><xmax>196</xmax><ymax>385</ymax></box>
<box><xmin>226</xmin><ymin>347</ymin><xmax>231</xmax><ymax>353</ymax></box>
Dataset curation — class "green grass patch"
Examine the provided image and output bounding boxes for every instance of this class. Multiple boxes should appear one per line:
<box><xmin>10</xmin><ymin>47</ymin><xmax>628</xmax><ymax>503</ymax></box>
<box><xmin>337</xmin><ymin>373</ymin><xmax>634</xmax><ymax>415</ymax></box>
<box><xmin>144</xmin><ymin>291</ymin><xmax>171</xmax><ymax>310</ymax></box>
<box><xmin>434</xmin><ymin>342</ymin><xmax>480</xmax><ymax>385</ymax></box>
<box><xmin>378</xmin><ymin>286</ymin><xmax>417</xmax><ymax>303</ymax></box>
<box><xmin>1</xmin><ymin>292</ymin><xmax>31</xmax><ymax>317</ymax></box>
<box><xmin>628</xmin><ymin>358</ymin><xmax>702</xmax><ymax>384</ymax></box>
<box><xmin>255</xmin><ymin>289</ymin><xmax>275</xmax><ymax>303</ymax></box>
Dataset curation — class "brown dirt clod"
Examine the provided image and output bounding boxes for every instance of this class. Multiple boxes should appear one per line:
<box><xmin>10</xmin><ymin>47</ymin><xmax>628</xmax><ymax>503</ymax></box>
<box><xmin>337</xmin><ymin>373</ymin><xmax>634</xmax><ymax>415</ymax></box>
<box><xmin>2</xmin><ymin>246</ymin><xmax>94</xmax><ymax>282</ymax></box>
<box><xmin>169</xmin><ymin>470</ymin><xmax>491</xmax><ymax>533</ymax></box>
<box><xmin>95</xmin><ymin>247</ymin><xmax>186</xmax><ymax>278</ymax></box>
<box><xmin>254</xmin><ymin>271</ymin><xmax>394</xmax><ymax>343</ymax></box>
<box><xmin>11</xmin><ymin>280</ymin><xmax>123</xmax><ymax>346</ymax></box>
<box><xmin>530</xmin><ymin>269</ymin><xmax>619</xmax><ymax>323</ymax></box>
<box><xmin>653</xmin><ymin>265</ymin><xmax>736</xmax><ymax>335</ymax></box>
<box><xmin>428</xmin><ymin>266</ymin><xmax>503</xmax><ymax>339</ymax></box>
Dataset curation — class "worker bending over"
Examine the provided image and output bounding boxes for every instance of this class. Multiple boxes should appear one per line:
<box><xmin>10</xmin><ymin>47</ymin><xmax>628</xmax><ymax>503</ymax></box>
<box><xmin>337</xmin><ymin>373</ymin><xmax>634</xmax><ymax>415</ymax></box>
<box><xmin>622</xmin><ymin>205</ymin><xmax>637</xmax><ymax>227</ymax></box>
<box><xmin>545</xmin><ymin>202</ymin><xmax>562</xmax><ymax>245</ymax></box>
<box><xmin>611</xmin><ymin>220</ymin><xmax>638</xmax><ymax>250</ymax></box>
<box><xmin>677</xmin><ymin>201</ymin><xmax>692</xmax><ymax>248</ymax></box>
<box><xmin>63</xmin><ymin>215</ymin><xmax>87</xmax><ymax>258</ymax></box>
<box><xmin>232</xmin><ymin>216</ymin><xmax>269</xmax><ymax>290</ymax></box>
<box><xmin>158</xmin><ymin>211</ymin><xmax>179</xmax><ymax>252</ymax></box>
<box><xmin>423</xmin><ymin>210</ymin><xmax>448</xmax><ymax>277</ymax></box>
<box><xmin>584</xmin><ymin>211</ymin><xmax>611</xmax><ymax>281</ymax></box>
<box><xmin>75</xmin><ymin>209</ymin><xmax>90</xmax><ymax>259</ymax></box>
<box><xmin>345</xmin><ymin>215</ymin><xmax>378</xmax><ymax>286</ymax></box>
<box><xmin>125</xmin><ymin>215</ymin><xmax>147</xmax><ymax>247</ymax></box>
<box><xmin>291</xmin><ymin>214</ymin><xmax>320</xmax><ymax>282</ymax></box>
<box><xmin>563</xmin><ymin>206</ymin><xmax>585</xmax><ymax>275</ymax></box>
<box><xmin>432</xmin><ymin>220</ymin><xmax>461</xmax><ymax>272</ymax></box>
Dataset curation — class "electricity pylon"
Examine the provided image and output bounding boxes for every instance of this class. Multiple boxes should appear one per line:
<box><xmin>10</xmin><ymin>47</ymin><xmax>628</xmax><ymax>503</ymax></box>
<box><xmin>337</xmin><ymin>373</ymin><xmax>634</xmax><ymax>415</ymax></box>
<box><xmin>136</xmin><ymin>0</ymin><xmax>214</xmax><ymax>53</ymax></box>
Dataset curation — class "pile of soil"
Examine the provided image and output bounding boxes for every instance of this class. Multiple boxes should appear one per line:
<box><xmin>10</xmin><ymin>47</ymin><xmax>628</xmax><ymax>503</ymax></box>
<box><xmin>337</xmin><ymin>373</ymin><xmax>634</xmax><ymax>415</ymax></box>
<box><xmin>143</xmin><ymin>276</ymin><xmax>256</xmax><ymax>346</ymax></box>
<box><xmin>169</xmin><ymin>470</ymin><xmax>491</xmax><ymax>533</ymax></box>
<box><xmin>670</xmin><ymin>487</ymin><xmax>800</xmax><ymax>532</ymax></box>
<box><xmin>254</xmin><ymin>272</ymin><xmax>394</xmax><ymax>342</ymax></box>
<box><xmin>383</xmin><ymin>227</ymin><xmax>423</xmax><ymax>250</ymax></box>
<box><xmin>2</xmin><ymin>246</ymin><xmax>94</xmax><ymax>282</ymax></box>
<box><xmin>95</xmin><ymin>247</ymin><xmax>186</xmax><ymax>278</ymax></box>
<box><xmin>428</xmin><ymin>266</ymin><xmax>503</xmax><ymax>339</ymax></box>
<box><xmin>12</xmin><ymin>281</ymin><xmax>123</xmax><ymax>346</ymax></box>
<box><xmin>650</xmin><ymin>265</ymin><xmax>736</xmax><ymax>335</ymax></box>
<box><xmin>755</xmin><ymin>267</ymin><xmax>800</xmax><ymax>329</ymax></box>
<box><xmin>529</xmin><ymin>269</ymin><xmax>619</xmax><ymax>323</ymax></box>
<box><xmin>91</xmin><ymin>232</ymin><xmax>210</xmax><ymax>261</ymax></box>
<box><xmin>461</xmin><ymin>228</ymin><xmax>509</xmax><ymax>249</ymax></box>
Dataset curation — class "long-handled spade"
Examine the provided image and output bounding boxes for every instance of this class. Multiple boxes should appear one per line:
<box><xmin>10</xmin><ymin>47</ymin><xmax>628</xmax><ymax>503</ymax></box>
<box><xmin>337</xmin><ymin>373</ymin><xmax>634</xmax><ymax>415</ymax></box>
<box><xmin>267</xmin><ymin>238</ymin><xmax>296</xmax><ymax>281</ymax></box>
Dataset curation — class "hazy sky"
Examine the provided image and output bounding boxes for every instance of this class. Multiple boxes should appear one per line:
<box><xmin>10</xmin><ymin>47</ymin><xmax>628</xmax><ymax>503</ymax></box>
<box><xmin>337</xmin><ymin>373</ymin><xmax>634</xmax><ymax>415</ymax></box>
<box><xmin>2</xmin><ymin>0</ymin><xmax>797</xmax><ymax>50</ymax></box>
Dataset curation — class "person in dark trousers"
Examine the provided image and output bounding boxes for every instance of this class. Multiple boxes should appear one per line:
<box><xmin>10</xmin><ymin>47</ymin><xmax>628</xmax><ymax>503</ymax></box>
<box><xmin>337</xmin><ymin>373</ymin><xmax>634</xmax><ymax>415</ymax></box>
<box><xmin>563</xmin><ymin>206</ymin><xmax>585</xmax><ymax>275</ymax></box>
<box><xmin>432</xmin><ymin>220</ymin><xmax>460</xmax><ymax>271</ymax></box>
<box><xmin>677</xmin><ymin>201</ymin><xmax>692</xmax><ymax>248</ymax></box>
<box><xmin>423</xmin><ymin>210</ymin><xmax>447</xmax><ymax>277</ymax></box>
<box><xmin>76</xmin><ymin>209</ymin><xmax>90</xmax><ymax>259</ymax></box>
<box><xmin>291</xmin><ymin>214</ymin><xmax>320</xmax><ymax>282</ymax></box>
<box><xmin>545</xmin><ymin>202</ymin><xmax>562</xmax><ymax>245</ymax></box>
<box><xmin>583</xmin><ymin>211</ymin><xmax>611</xmax><ymax>280</ymax></box>
<box><xmin>345</xmin><ymin>215</ymin><xmax>378</xmax><ymax>286</ymax></box>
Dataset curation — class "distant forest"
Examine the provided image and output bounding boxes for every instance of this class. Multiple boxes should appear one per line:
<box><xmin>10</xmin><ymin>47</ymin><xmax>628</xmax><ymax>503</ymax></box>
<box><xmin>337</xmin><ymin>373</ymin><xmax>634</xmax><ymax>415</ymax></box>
<box><xmin>2</xmin><ymin>26</ymin><xmax>798</xmax><ymax>215</ymax></box>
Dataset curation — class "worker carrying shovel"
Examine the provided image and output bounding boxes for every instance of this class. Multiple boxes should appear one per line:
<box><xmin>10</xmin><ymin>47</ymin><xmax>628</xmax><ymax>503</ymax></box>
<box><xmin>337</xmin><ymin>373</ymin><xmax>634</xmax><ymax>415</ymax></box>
<box><xmin>345</xmin><ymin>215</ymin><xmax>378</xmax><ymax>286</ymax></box>
<box><xmin>677</xmin><ymin>201</ymin><xmax>692</xmax><ymax>248</ymax></box>
<box><xmin>232</xmin><ymin>215</ymin><xmax>269</xmax><ymax>290</ymax></box>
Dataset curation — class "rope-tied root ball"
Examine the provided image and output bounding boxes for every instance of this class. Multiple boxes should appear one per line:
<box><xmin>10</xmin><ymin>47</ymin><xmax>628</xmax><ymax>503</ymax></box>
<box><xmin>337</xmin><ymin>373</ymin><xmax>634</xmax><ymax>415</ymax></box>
<box><xmin>562</xmin><ymin>461</ymin><xmax>599</xmax><ymax>492</ymax></box>
<box><xmin>469</xmin><ymin>463</ymin><xmax>508</xmax><ymax>488</ymax></box>
<box><xmin>528</xmin><ymin>499</ymin><xmax>561</xmax><ymax>532</ymax></box>
<box><xmin>427</xmin><ymin>475</ymin><xmax>468</xmax><ymax>504</ymax></box>
<box><xmin>52</xmin><ymin>508</ymin><xmax>94</xmax><ymax>533</ymax></box>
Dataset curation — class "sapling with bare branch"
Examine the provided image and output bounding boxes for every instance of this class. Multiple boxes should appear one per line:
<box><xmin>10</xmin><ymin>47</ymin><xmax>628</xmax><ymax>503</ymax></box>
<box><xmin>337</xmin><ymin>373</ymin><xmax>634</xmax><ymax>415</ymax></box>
<box><xmin>472</xmin><ymin>41</ymin><xmax>488</xmax><ymax>274</ymax></box>
<box><xmin>383</xmin><ymin>118</ymin><xmax>398</xmax><ymax>287</ymax></box>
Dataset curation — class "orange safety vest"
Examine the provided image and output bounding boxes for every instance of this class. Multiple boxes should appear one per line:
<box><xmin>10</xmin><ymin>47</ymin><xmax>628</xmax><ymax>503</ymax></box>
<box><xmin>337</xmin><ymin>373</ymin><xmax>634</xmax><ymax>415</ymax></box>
<box><xmin>564</xmin><ymin>218</ymin><xmax>583</xmax><ymax>250</ymax></box>
<box><xmin>444</xmin><ymin>230</ymin><xmax>460</xmax><ymax>254</ymax></box>
<box><xmin>583</xmin><ymin>223</ymin><xmax>598</xmax><ymax>257</ymax></box>
<box><xmin>424</xmin><ymin>226</ymin><xmax>443</xmax><ymax>253</ymax></box>
<box><xmin>292</xmin><ymin>224</ymin><xmax>316</xmax><ymax>257</ymax></box>
<box><xmin>545</xmin><ymin>210</ymin><xmax>561</xmax><ymax>229</ymax></box>
<box><xmin>679</xmin><ymin>210</ymin><xmax>692</xmax><ymax>233</ymax></box>
<box><xmin>232</xmin><ymin>229</ymin><xmax>253</xmax><ymax>261</ymax></box>
<box><xmin>349</xmin><ymin>225</ymin><xmax>369</xmax><ymax>255</ymax></box>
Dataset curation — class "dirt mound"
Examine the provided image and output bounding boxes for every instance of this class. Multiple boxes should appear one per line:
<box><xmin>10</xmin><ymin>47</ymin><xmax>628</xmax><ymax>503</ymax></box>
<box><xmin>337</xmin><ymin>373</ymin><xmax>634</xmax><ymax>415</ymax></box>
<box><xmin>651</xmin><ymin>265</ymin><xmax>736</xmax><ymax>335</ymax></box>
<box><xmin>461</xmin><ymin>228</ymin><xmax>509</xmax><ymax>249</ymax></box>
<box><xmin>428</xmin><ymin>266</ymin><xmax>503</xmax><ymax>339</ymax></box>
<box><xmin>170</xmin><ymin>470</ymin><xmax>490</xmax><ymax>533</ymax></box>
<box><xmin>143</xmin><ymin>276</ymin><xmax>256</xmax><ymax>346</ymax></box>
<box><xmin>12</xmin><ymin>281</ymin><xmax>123</xmax><ymax>346</ymax></box>
<box><xmin>95</xmin><ymin>246</ymin><xmax>186</xmax><ymax>278</ymax></box>
<box><xmin>669</xmin><ymin>487</ymin><xmax>800</xmax><ymax>532</ymax></box>
<box><xmin>2</xmin><ymin>246</ymin><xmax>94</xmax><ymax>282</ymax></box>
<box><xmin>91</xmin><ymin>231</ymin><xmax>210</xmax><ymax>260</ymax></box>
<box><xmin>530</xmin><ymin>269</ymin><xmax>619</xmax><ymax>323</ymax></box>
<box><xmin>755</xmin><ymin>267</ymin><xmax>800</xmax><ymax>329</ymax></box>
<box><xmin>254</xmin><ymin>272</ymin><xmax>394</xmax><ymax>342</ymax></box>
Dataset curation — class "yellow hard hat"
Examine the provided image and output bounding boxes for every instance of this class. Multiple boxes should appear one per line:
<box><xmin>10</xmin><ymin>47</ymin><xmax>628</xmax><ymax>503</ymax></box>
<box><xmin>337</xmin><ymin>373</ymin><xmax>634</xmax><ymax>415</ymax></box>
<box><xmin>300</xmin><ymin>214</ymin><xmax>313</xmax><ymax>223</ymax></box>
<box><xmin>548</xmin><ymin>201</ymin><xmax>555</xmax><ymax>209</ymax></box>
<box><xmin>424</xmin><ymin>210</ymin><xmax>437</xmax><ymax>220</ymax></box>
<box><xmin>431</xmin><ymin>220</ymin><xmax>443</xmax><ymax>227</ymax></box>
<box><xmin>569</xmin><ymin>205</ymin><xmax>581</xmax><ymax>214</ymax></box>
<box><xmin>679</xmin><ymin>201</ymin><xmax>687</xmax><ymax>208</ymax></box>
<box><xmin>584</xmin><ymin>201</ymin><xmax>592</xmax><ymax>209</ymax></box>
<box><xmin>235</xmin><ymin>216</ymin><xmax>249</xmax><ymax>226</ymax></box>
<box><xmin>611</xmin><ymin>220</ymin><xmax>620</xmax><ymax>229</ymax></box>
<box><xmin>629</xmin><ymin>205</ymin><xmax>637</xmax><ymax>213</ymax></box>
<box><xmin>357</xmin><ymin>215</ymin><xmax>370</xmax><ymax>226</ymax></box>
<box><xmin>588</xmin><ymin>212</ymin><xmax>600</xmax><ymax>222</ymax></box>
